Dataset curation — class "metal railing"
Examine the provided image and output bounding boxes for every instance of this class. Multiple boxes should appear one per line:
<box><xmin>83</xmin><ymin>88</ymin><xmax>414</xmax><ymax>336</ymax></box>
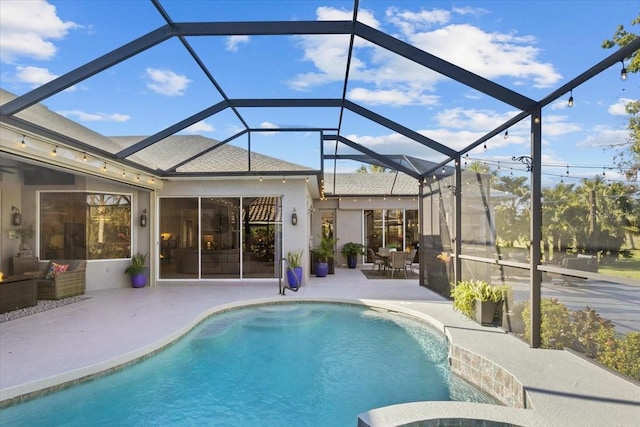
<box><xmin>278</xmin><ymin>257</ymin><xmax>302</xmax><ymax>295</ymax></box>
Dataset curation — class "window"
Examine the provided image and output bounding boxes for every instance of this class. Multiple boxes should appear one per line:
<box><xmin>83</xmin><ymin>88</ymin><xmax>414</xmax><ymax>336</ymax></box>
<box><xmin>40</xmin><ymin>192</ymin><xmax>131</xmax><ymax>260</ymax></box>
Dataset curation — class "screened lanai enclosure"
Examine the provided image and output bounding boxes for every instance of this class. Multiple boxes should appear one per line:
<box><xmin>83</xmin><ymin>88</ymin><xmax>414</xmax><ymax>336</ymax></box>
<box><xmin>1</xmin><ymin>0</ymin><xmax>638</xmax><ymax>364</ymax></box>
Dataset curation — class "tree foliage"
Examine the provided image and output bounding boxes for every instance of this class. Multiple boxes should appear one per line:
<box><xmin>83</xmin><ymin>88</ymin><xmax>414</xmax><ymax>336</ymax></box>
<box><xmin>602</xmin><ymin>14</ymin><xmax>640</xmax><ymax>179</ymax></box>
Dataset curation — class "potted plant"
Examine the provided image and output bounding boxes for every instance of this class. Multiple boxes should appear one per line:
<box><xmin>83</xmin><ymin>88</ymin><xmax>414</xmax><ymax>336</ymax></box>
<box><xmin>312</xmin><ymin>235</ymin><xmax>337</xmax><ymax>277</ymax></box>
<box><xmin>286</xmin><ymin>250</ymin><xmax>303</xmax><ymax>288</ymax></box>
<box><xmin>450</xmin><ymin>280</ymin><xmax>509</xmax><ymax>326</ymax></box>
<box><xmin>125</xmin><ymin>252</ymin><xmax>148</xmax><ymax>288</ymax></box>
<box><xmin>13</xmin><ymin>223</ymin><xmax>35</xmax><ymax>257</ymax></box>
<box><xmin>341</xmin><ymin>242</ymin><xmax>365</xmax><ymax>269</ymax></box>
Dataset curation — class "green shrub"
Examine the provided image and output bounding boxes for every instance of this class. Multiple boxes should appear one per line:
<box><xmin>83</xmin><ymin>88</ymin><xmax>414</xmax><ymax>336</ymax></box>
<box><xmin>522</xmin><ymin>298</ymin><xmax>573</xmax><ymax>349</ymax></box>
<box><xmin>521</xmin><ymin>299</ymin><xmax>639</xmax><ymax>381</ymax></box>
<box><xmin>450</xmin><ymin>280</ymin><xmax>509</xmax><ymax>319</ymax></box>
<box><xmin>598</xmin><ymin>332</ymin><xmax>640</xmax><ymax>381</ymax></box>
<box><xmin>571</xmin><ymin>307</ymin><xmax>614</xmax><ymax>358</ymax></box>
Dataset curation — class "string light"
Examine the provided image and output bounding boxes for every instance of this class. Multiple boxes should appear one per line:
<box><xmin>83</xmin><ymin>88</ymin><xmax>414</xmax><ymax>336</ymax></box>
<box><xmin>568</xmin><ymin>89</ymin><xmax>574</xmax><ymax>107</ymax></box>
<box><xmin>136</xmin><ymin>174</ymin><xmax>140</xmax><ymax>182</ymax></box>
<box><xmin>620</xmin><ymin>61</ymin><xmax>627</xmax><ymax>81</ymax></box>
<box><xmin>102</xmin><ymin>162</ymin><xmax>107</xmax><ymax>172</ymax></box>
<box><xmin>483</xmin><ymin>142</ymin><xmax>487</xmax><ymax>152</ymax></box>
<box><xmin>83</xmin><ymin>152</ymin><xmax>87</xmax><ymax>161</ymax></box>
<box><xmin>503</xmin><ymin>129</ymin><xmax>508</xmax><ymax>139</ymax></box>
<box><xmin>282</xmin><ymin>176</ymin><xmax>286</xmax><ymax>183</ymax></box>
<box><xmin>21</xmin><ymin>135</ymin><xmax>26</xmax><ymax>147</ymax></box>
<box><xmin>51</xmin><ymin>146</ymin><xmax>58</xmax><ymax>156</ymax></box>
<box><xmin>259</xmin><ymin>176</ymin><xmax>263</xmax><ymax>182</ymax></box>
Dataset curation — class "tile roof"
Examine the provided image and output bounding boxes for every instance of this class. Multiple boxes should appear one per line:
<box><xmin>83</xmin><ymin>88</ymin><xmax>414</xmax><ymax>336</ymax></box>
<box><xmin>324</xmin><ymin>172</ymin><xmax>418</xmax><ymax>196</ymax></box>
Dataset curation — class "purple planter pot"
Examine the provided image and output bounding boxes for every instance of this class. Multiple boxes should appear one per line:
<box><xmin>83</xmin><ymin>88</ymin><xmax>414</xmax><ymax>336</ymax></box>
<box><xmin>130</xmin><ymin>273</ymin><xmax>147</xmax><ymax>288</ymax></box>
<box><xmin>315</xmin><ymin>262</ymin><xmax>329</xmax><ymax>277</ymax></box>
<box><xmin>286</xmin><ymin>267</ymin><xmax>303</xmax><ymax>288</ymax></box>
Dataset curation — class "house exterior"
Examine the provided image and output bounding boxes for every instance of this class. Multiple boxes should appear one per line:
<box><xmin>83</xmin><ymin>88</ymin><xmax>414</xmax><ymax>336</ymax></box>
<box><xmin>1</xmin><ymin>89</ymin><xmax>426</xmax><ymax>289</ymax></box>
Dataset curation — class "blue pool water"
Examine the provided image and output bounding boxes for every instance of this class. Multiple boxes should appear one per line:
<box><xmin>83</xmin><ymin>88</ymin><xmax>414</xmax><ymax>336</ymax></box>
<box><xmin>1</xmin><ymin>303</ymin><xmax>496</xmax><ymax>426</ymax></box>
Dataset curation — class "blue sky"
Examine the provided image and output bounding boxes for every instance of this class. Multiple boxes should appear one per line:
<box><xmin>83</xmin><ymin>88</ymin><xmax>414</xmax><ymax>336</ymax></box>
<box><xmin>0</xmin><ymin>0</ymin><xmax>638</xmax><ymax>186</ymax></box>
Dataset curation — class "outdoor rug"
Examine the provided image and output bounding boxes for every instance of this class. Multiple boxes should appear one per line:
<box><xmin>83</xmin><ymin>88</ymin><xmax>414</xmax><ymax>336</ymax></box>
<box><xmin>0</xmin><ymin>296</ymin><xmax>92</xmax><ymax>323</ymax></box>
<box><xmin>361</xmin><ymin>269</ymin><xmax>419</xmax><ymax>280</ymax></box>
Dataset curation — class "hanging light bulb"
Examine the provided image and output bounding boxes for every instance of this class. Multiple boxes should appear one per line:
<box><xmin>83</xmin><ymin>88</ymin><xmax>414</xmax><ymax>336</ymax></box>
<box><xmin>568</xmin><ymin>89</ymin><xmax>574</xmax><ymax>107</ymax></box>
<box><xmin>566</xmin><ymin>165</ymin><xmax>570</xmax><ymax>176</ymax></box>
<box><xmin>51</xmin><ymin>146</ymin><xmax>58</xmax><ymax>156</ymax></box>
<box><xmin>503</xmin><ymin>129</ymin><xmax>508</xmax><ymax>139</ymax></box>
<box><xmin>102</xmin><ymin>162</ymin><xmax>107</xmax><ymax>172</ymax></box>
<box><xmin>441</xmin><ymin>166</ymin><xmax>445</xmax><ymax>174</ymax></box>
<box><xmin>21</xmin><ymin>135</ymin><xmax>26</xmax><ymax>147</ymax></box>
<box><xmin>259</xmin><ymin>176</ymin><xmax>263</xmax><ymax>182</ymax></box>
<box><xmin>83</xmin><ymin>152</ymin><xmax>87</xmax><ymax>161</ymax></box>
<box><xmin>620</xmin><ymin>61</ymin><xmax>628</xmax><ymax>81</ymax></box>
<box><xmin>483</xmin><ymin>142</ymin><xmax>487</xmax><ymax>152</ymax></box>
<box><xmin>122</xmin><ymin>170</ymin><xmax>126</xmax><ymax>177</ymax></box>
<box><xmin>282</xmin><ymin>176</ymin><xmax>286</xmax><ymax>183</ymax></box>
<box><xmin>497</xmin><ymin>161</ymin><xmax>501</xmax><ymax>171</ymax></box>
<box><xmin>136</xmin><ymin>174</ymin><xmax>140</xmax><ymax>182</ymax></box>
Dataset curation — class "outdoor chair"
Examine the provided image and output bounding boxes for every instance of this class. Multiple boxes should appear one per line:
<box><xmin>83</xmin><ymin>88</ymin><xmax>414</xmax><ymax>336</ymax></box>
<box><xmin>368</xmin><ymin>248</ymin><xmax>386</xmax><ymax>271</ymax></box>
<box><xmin>405</xmin><ymin>248</ymin><xmax>418</xmax><ymax>273</ymax></box>
<box><xmin>389</xmin><ymin>251</ymin><xmax>408</xmax><ymax>278</ymax></box>
<box><xmin>37</xmin><ymin>259</ymin><xmax>87</xmax><ymax>300</ymax></box>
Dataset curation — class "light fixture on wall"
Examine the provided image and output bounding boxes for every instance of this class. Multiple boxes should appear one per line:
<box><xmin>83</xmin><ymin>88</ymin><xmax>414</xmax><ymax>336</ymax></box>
<box><xmin>11</xmin><ymin>206</ymin><xmax>22</xmax><ymax>226</ymax></box>
<box><xmin>291</xmin><ymin>208</ymin><xmax>298</xmax><ymax>226</ymax></box>
<box><xmin>140</xmin><ymin>209</ymin><xmax>147</xmax><ymax>227</ymax></box>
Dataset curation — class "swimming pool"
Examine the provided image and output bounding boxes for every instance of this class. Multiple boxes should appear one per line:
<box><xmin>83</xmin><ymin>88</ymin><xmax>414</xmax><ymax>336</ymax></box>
<box><xmin>0</xmin><ymin>303</ymin><xmax>497</xmax><ymax>426</ymax></box>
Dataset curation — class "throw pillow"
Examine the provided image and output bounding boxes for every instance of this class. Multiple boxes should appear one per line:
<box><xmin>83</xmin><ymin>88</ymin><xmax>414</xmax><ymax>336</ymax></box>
<box><xmin>45</xmin><ymin>262</ymin><xmax>69</xmax><ymax>279</ymax></box>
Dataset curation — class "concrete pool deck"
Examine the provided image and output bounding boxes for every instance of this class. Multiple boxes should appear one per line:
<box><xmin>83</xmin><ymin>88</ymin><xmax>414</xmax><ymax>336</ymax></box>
<box><xmin>1</xmin><ymin>267</ymin><xmax>638</xmax><ymax>426</ymax></box>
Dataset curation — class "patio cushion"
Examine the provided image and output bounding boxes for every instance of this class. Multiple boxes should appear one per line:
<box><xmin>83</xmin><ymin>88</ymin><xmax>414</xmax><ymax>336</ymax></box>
<box><xmin>45</xmin><ymin>262</ymin><xmax>69</xmax><ymax>279</ymax></box>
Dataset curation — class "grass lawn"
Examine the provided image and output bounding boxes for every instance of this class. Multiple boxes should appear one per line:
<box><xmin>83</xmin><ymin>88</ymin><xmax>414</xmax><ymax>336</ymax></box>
<box><xmin>598</xmin><ymin>250</ymin><xmax>640</xmax><ymax>280</ymax></box>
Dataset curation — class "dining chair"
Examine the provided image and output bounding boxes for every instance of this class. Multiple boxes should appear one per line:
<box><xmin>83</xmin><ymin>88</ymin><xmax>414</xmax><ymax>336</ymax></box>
<box><xmin>368</xmin><ymin>248</ymin><xmax>386</xmax><ymax>271</ymax></box>
<box><xmin>389</xmin><ymin>251</ymin><xmax>408</xmax><ymax>278</ymax></box>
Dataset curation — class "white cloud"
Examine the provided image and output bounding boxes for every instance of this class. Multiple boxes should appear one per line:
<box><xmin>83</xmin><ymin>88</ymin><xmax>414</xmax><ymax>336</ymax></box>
<box><xmin>57</xmin><ymin>110</ymin><xmax>129</xmax><ymax>122</ymax></box>
<box><xmin>145</xmin><ymin>68</ymin><xmax>191</xmax><ymax>96</ymax></box>
<box><xmin>608</xmin><ymin>98</ymin><xmax>636</xmax><ymax>116</ymax></box>
<box><xmin>289</xmin><ymin>6</ymin><xmax>562</xmax><ymax>99</ymax></box>
<box><xmin>434</xmin><ymin>108</ymin><xmax>516</xmax><ymax>131</ymax></box>
<box><xmin>226</xmin><ymin>35</ymin><xmax>249</xmax><ymax>52</ymax></box>
<box><xmin>347</xmin><ymin>87</ymin><xmax>439</xmax><ymax>106</ymax></box>
<box><xmin>14</xmin><ymin>65</ymin><xmax>78</xmax><ymax>91</ymax></box>
<box><xmin>15</xmin><ymin>65</ymin><xmax>58</xmax><ymax>86</ymax></box>
<box><xmin>185</xmin><ymin>121</ymin><xmax>215</xmax><ymax>133</ymax></box>
<box><xmin>0</xmin><ymin>0</ymin><xmax>77</xmax><ymax>63</ymax></box>
<box><xmin>259</xmin><ymin>122</ymin><xmax>279</xmax><ymax>135</ymax></box>
<box><xmin>576</xmin><ymin>126</ymin><xmax>628</xmax><ymax>150</ymax></box>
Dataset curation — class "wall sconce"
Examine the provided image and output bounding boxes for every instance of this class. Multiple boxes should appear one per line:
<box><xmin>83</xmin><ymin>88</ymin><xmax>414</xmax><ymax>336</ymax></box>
<box><xmin>291</xmin><ymin>209</ymin><xmax>298</xmax><ymax>226</ymax></box>
<box><xmin>139</xmin><ymin>209</ymin><xmax>147</xmax><ymax>227</ymax></box>
<box><xmin>11</xmin><ymin>206</ymin><xmax>22</xmax><ymax>226</ymax></box>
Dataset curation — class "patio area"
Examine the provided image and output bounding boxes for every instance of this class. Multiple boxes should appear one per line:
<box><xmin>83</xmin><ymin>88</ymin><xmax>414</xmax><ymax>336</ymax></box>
<box><xmin>1</xmin><ymin>267</ymin><xmax>638</xmax><ymax>426</ymax></box>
